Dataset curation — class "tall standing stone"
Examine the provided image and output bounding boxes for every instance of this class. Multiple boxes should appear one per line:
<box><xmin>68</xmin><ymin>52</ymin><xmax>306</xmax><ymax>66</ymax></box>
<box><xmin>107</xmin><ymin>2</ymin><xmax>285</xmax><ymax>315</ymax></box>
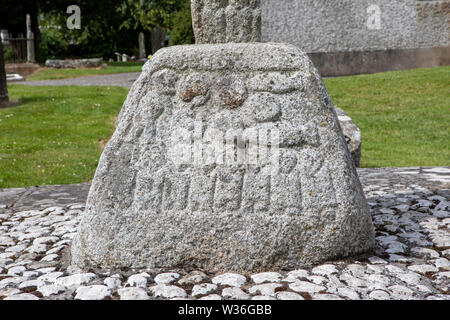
<box><xmin>138</xmin><ymin>32</ymin><xmax>146</xmax><ymax>60</ymax></box>
<box><xmin>71</xmin><ymin>0</ymin><xmax>375</xmax><ymax>273</ymax></box>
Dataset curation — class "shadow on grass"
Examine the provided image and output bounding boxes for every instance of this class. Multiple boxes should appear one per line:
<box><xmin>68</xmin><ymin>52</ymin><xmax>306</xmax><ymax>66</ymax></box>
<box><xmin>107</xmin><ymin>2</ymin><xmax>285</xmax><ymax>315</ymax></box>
<box><xmin>15</xmin><ymin>95</ymin><xmax>52</xmax><ymax>105</ymax></box>
<box><xmin>0</xmin><ymin>99</ymin><xmax>20</xmax><ymax>109</ymax></box>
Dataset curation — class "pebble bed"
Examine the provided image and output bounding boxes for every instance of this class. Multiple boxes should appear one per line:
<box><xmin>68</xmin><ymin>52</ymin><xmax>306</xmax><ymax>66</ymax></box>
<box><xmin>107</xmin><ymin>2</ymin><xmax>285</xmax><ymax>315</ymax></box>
<box><xmin>0</xmin><ymin>167</ymin><xmax>449</xmax><ymax>300</ymax></box>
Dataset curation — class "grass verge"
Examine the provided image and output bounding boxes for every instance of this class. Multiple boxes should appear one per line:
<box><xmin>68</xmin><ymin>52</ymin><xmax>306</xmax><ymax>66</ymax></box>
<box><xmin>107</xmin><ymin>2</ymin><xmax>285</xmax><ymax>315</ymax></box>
<box><xmin>0</xmin><ymin>85</ymin><xmax>127</xmax><ymax>188</ymax></box>
<box><xmin>324</xmin><ymin>66</ymin><xmax>449</xmax><ymax>168</ymax></box>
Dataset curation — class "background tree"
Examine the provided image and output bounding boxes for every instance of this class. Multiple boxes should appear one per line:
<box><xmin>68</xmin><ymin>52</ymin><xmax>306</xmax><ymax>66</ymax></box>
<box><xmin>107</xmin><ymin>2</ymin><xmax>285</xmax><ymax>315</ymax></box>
<box><xmin>0</xmin><ymin>40</ymin><xmax>9</xmax><ymax>106</ymax></box>
<box><xmin>168</xmin><ymin>0</ymin><xmax>195</xmax><ymax>46</ymax></box>
<box><xmin>0</xmin><ymin>0</ymin><xmax>195</xmax><ymax>63</ymax></box>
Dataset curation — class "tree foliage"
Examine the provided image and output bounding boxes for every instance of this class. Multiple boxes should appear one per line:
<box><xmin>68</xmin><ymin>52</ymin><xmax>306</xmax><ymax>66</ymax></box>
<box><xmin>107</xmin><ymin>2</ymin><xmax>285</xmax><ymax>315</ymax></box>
<box><xmin>118</xmin><ymin>0</ymin><xmax>188</xmax><ymax>31</ymax></box>
<box><xmin>0</xmin><ymin>0</ymin><xmax>195</xmax><ymax>62</ymax></box>
<box><xmin>168</xmin><ymin>0</ymin><xmax>195</xmax><ymax>46</ymax></box>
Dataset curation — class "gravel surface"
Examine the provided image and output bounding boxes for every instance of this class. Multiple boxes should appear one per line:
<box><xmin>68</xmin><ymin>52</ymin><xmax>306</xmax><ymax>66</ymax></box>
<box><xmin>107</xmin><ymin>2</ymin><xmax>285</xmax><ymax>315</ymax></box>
<box><xmin>0</xmin><ymin>167</ymin><xmax>449</xmax><ymax>300</ymax></box>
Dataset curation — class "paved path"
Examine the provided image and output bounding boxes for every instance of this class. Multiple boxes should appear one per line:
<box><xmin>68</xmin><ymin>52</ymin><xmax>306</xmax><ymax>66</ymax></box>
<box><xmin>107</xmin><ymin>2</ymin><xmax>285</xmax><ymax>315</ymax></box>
<box><xmin>0</xmin><ymin>167</ymin><xmax>448</xmax><ymax>300</ymax></box>
<box><xmin>14</xmin><ymin>72</ymin><xmax>141</xmax><ymax>89</ymax></box>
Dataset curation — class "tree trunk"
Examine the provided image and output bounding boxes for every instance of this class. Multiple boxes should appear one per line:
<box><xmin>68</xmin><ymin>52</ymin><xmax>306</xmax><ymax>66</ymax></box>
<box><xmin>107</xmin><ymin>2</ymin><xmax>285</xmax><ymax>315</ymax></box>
<box><xmin>0</xmin><ymin>40</ymin><xmax>9</xmax><ymax>103</ymax></box>
<box><xmin>31</xmin><ymin>10</ymin><xmax>40</xmax><ymax>61</ymax></box>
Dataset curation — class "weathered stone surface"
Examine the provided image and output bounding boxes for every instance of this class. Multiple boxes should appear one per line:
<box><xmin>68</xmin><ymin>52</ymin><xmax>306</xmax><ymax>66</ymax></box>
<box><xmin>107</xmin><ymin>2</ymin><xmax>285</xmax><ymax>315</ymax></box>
<box><xmin>192</xmin><ymin>0</ymin><xmax>261</xmax><ymax>44</ymax></box>
<box><xmin>335</xmin><ymin>107</ymin><xmax>362</xmax><ymax>167</ymax></box>
<box><xmin>71</xmin><ymin>42</ymin><xmax>375</xmax><ymax>273</ymax></box>
<box><xmin>45</xmin><ymin>58</ymin><xmax>103</xmax><ymax>69</ymax></box>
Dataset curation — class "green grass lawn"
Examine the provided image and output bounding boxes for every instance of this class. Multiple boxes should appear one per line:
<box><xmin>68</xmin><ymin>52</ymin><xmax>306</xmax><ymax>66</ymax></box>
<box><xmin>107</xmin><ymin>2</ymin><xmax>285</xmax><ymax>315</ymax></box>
<box><xmin>0</xmin><ymin>66</ymin><xmax>448</xmax><ymax>188</ymax></box>
<box><xmin>0</xmin><ymin>85</ymin><xmax>128</xmax><ymax>188</ymax></box>
<box><xmin>323</xmin><ymin>66</ymin><xmax>449</xmax><ymax>168</ymax></box>
<box><xmin>27</xmin><ymin>62</ymin><xmax>144</xmax><ymax>81</ymax></box>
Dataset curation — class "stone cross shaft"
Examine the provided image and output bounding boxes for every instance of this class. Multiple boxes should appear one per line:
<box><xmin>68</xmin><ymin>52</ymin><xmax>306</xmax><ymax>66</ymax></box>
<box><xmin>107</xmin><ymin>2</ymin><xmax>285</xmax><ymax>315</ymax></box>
<box><xmin>191</xmin><ymin>0</ymin><xmax>261</xmax><ymax>44</ymax></box>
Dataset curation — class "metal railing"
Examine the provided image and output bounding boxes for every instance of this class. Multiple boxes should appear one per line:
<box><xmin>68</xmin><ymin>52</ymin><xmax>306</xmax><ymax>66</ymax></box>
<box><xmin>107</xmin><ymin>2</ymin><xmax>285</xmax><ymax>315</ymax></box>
<box><xmin>2</xmin><ymin>37</ymin><xmax>29</xmax><ymax>63</ymax></box>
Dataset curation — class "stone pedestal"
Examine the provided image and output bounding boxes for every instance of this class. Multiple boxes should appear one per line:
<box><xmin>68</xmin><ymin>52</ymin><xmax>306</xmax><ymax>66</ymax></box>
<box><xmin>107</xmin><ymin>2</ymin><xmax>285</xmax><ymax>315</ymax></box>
<box><xmin>71</xmin><ymin>43</ymin><xmax>375</xmax><ymax>272</ymax></box>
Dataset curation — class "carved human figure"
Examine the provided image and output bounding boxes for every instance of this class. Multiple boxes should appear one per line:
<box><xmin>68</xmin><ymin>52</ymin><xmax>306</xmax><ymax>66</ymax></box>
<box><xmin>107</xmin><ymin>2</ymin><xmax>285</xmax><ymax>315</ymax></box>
<box><xmin>191</xmin><ymin>0</ymin><xmax>261</xmax><ymax>43</ymax></box>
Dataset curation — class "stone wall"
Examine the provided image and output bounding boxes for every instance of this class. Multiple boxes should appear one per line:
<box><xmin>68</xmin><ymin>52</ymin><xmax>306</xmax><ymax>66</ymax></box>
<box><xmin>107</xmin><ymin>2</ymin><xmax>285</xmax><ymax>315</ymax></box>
<box><xmin>416</xmin><ymin>1</ymin><xmax>450</xmax><ymax>47</ymax></box>
<box><xmin>261</xmin><ymin>0</ymin><xmax>448</xmax><ymax>52</ymax></box>
<box><xmin>261</xmin><ymin>0</ymin><xmax>449</xmax><ymax>75</ymax></box>
<box><xmin>45</xmin><ymin>58</ymin><xmax>103</xmax><ymax>69</ymax></box>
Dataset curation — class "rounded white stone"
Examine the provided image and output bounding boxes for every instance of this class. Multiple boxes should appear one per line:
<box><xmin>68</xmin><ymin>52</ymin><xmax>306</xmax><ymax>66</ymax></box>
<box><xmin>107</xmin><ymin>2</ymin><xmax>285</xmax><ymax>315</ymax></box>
<box><xmin>369</xmin><ymin>290</ymin><xmax>390</xmax><ymax>300</ymax></box>
<box><xmin>395</xmin><ymin>272</ymin><xmax>421</xmax><ymax>285</ymax></box>
<box><xmin>312</xmin><ymin>264</ymin><xmax>339</xmax><ymax>276</ymax></box>
<box><xmin>126</xmin><ymin>273</ymin><xmax>150</xmax><ymax>288</ymax></box>
<box><xmin>289</xmin><ymin>281</ymin><xmax>326</xmax><ymax>294</ymax></box>
<box><xmin>345</xmin><ymin>264</ymin><xmax>367</xmax><ymax>277</ymax></box>
<box><xmin>104</xmin><ymin>277</ymin><xmax>122</xmax><ymax>290</ymax></box>
<box><xmin>75</xmin><ymin>285</ymin><xmax>111</xmax><ymax>300</ymax></box>
<box><xmin>18</xmin><ymin>279</ymin><xmax>46</xmax><ymax>289</ymax></box>
<box><xmin>283</xmin><ymin>270</ymin><xmax>309</xmax><ymax>283</ymax></box>
<box><xmin>55</xmin><ymin>273</ymin><xmax>96</xmax><ymax>288</ymax></box>
<box><xmin>118</xmin><ymin>287</ymin><xmax>150</xmax><ymax>300</ymax></box>
<box><xmin>178</xmin><ymin>271</ymin><xmax>209</xmax><ymax>286</ymax></box>
<box><xmin>37</xmin><ymin>271</ymin><xmax>64</xmax><ymax>283</ymax></box>
<box><xmin>222</xmin><ymin>287</ymin><xmax>250</xmax><ymax>300</ymax></box>
<box><xmin>40</xmin><ymin>254</ymin><xmax>59</xmax><ymax>262</ymax></box>
<box><xmin>33</xmin><ymin>236</ymin><xmax>59</xmax><ymax>246</ymax></box>
<box><xmin>0</xmin><ymin>236</ymin><xmax>15</xmax><ymax>246</ymax></box>
<box><xmin>250</xmin><ymin>272</ymin><xmax>282</xmax><ymax>284</ymax></box>
<box><xmin>251</xmin><ymin>295</ymin><xmax>276</xmax><ymax>300</ymax></box>
<box><xmin>154</xmin><ymin>272</ymin><xmax>180</xmax><ymax>285</ymax></box>
<box><xmin>150</xmin><ymin>284</ymin><xmax>187</xmax><ymax>299</ymax></box>
<box><xmin>408</xmin><ymin>264</ymin><xmax>439</xmax><ymax>275</ymax></box>
<box><xmin>388</xmin><ymin>285</ymin><xmax>415</xmax><ymax>300</ymax></box>
<box><xmin>7</xmin><ymin>265</ymin><xmax>26</xmax><ymax>276</ymax></box>
<box><xmin>433</xmin><ymin>258</ymin><xmax>450</xmax><ymax>270</ymax></box>
<box><xmin>4</xmin><ymin>293</ymin><xmax>39</xmax><ymax>300</ymax></box>
<box><xmin>38</xmin><ymin>284</ymin><xmax>66</xmax><ymax>297</ymax></box>
<box><xmin>248</xmin><ymin>283</ymin><xmax>282</xmax><ymax>296</ymax></box>
<box><xmin>192</xmin><ymin>283</ymin><xmax>217</xmax><ymax>297</ymax></box>
<box><xmin>276</xmin><ymin>291</ymin><xmax>304</xmax><ymax>300</ymax></box>
<box><xmin>212</xmin><ymin>273</ymin><xmax>246</xmax><ymax>287</ymax></box>
<box><xmin>0</xmin><ymin>276</ymin><xmax>27</xmax><ymax>289</ymax></box>
<box><xmin>0</xmin><ymin>288</ymin><xmax>21</xmax><ymax>297</ymax></box>
<box><xmin>22</xmin><ymin>271</ymin><xmax>39</xmax><ymax>278</ymax></box>
<box><xmin>337</xmin><ymin>287</ymin><xmax>360</xmax><ymax>300</ymax></box>
<box><xmin>307</xmin><ymin>275</ymin><xmax>328</xmax><ymax>285</ymax></box>
<box><xmin>312</xmin><ymin>293</ymin><xmax>344</xmax><ymax>300</ymax></box>
<box><xmin>199</xmin><ymin>294</ymin><xmax>222</xmax><ymax>300</ymax></box>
